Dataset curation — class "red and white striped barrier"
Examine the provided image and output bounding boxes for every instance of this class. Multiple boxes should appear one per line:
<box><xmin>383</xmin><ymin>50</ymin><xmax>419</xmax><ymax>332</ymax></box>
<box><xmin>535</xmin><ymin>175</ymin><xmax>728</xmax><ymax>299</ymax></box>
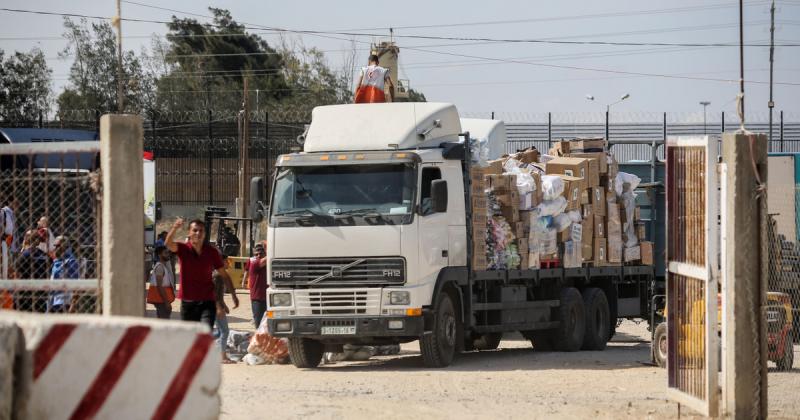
<box><xmin>4</xmin><ymin>313</ymin><xmax>220</xmax><ymax>420</ymax></box>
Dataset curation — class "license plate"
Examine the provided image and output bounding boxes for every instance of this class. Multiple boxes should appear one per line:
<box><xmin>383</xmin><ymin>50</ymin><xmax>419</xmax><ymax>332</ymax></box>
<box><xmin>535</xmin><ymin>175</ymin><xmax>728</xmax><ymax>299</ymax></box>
<box><xmin>321</xmin><ymin>326</ymin><xmax>356</xmax><ymax>335</ymax></box>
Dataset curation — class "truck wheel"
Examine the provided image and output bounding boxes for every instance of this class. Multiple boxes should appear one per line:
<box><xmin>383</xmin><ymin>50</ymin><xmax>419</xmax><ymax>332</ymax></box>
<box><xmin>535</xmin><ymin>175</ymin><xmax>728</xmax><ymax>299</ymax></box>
<box><xmin>472</xmin><ymin>333</ymin><xmax>502</xmax><ymax>351</ymax></box>
<box><xmin>555</xmin><ymin>287</ymin><xmax>585</xmax><ymax>352</ymax></box>
<box><xmin>288</xmin><ymin>338</ymin><xmax>323</xmax><ymax>368</ymax></box>
<box><xmin>581</xmin><ymin>288</ymin><xmax>610</xmax><ymax>351</ymax></box>
<box><xmin>776</xmin><ymin>332</ymin><xmax>794</xmax><ymax>371</ymax></box>
<box><xmin>652</xmin><ymin>322</ymin><xmax>667</xmax><ymax>368</ymax></box>
<box><xmin>421</xmin><ymin>292</ymin><xmax>458</xmax><ymax>367</ymax></box>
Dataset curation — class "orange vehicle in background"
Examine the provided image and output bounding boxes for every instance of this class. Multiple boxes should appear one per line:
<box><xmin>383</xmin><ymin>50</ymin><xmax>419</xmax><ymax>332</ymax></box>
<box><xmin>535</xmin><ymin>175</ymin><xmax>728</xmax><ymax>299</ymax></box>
<box><xmin>651</xmin><ymin>292</ymin><xmax>794</xmax><ymax>371</ymax></box>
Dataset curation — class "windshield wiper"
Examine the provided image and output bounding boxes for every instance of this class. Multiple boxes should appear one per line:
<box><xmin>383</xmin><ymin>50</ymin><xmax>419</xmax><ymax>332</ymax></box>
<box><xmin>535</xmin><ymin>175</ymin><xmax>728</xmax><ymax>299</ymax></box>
<box><xmin>273</xmin><ymin>209</ymin><xmax>317</xmax><ymax>217</ymax></box>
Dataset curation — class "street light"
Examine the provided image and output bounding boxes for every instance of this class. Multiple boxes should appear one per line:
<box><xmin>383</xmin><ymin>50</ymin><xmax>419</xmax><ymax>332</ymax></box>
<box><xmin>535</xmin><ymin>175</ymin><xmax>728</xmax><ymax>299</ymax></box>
<box><xmin>699</xmin><ymin>101</ymin><xmax>711</xmax><ymax>134</ymax></box>
<box><xmin>607</xmin><ymin>93</ymin><xmax>631</xmax><ymax>113</ymax></box>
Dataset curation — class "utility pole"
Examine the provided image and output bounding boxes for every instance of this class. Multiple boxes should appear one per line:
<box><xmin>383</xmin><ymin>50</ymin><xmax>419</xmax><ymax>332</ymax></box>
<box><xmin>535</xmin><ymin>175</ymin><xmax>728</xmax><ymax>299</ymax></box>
<box><xmin>239</xmin><ymin>75</ymin><xmax>250</xmax><ymax>219</ymax></box>
<box><xmin>738</xmin><ymin>0</ymin><xmax>746</xmax><ymax>131</ymax></box>
<box><xmin>114</xmin><ymin>0</ymin><xmax>124</xmax><ymax>113</ymax></box>
<box><xmin>768</xmin><ymin>0</ymin><xmax>776</xmax><ymax>143</ymax></box>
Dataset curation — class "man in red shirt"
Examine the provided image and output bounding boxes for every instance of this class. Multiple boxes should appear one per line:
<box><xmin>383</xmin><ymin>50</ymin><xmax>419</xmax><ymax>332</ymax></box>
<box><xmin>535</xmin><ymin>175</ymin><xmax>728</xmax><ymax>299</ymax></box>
<box><xmin>242</xmin><ymin>242</ymin><xmax>268</xmax><ymax>328</ymax></box>
<box><xmin>166</xmin><ymin>218</ymin><xmax>239</xmax><ymax>329</ymax></box>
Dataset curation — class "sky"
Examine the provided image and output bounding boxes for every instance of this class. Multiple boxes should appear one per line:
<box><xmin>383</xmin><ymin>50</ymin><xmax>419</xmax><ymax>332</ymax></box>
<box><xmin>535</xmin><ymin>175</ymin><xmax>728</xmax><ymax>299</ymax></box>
<box><xmin>1</xmin><ymin>0</ymin><xmax>799</xmax><ymax>122</ymax></box>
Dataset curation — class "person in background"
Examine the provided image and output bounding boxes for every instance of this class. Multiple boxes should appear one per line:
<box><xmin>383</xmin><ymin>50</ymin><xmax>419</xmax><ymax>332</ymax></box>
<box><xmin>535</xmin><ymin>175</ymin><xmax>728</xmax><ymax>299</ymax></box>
<box><xmin>213</xmin><ymin>259</ymin><xmax>234</xmax><ymax>364</ymax></box>
<box><xmin>154</xmin><ymin>231</ymin><xmax>168</xmax><ymax>248</ymax></box>
<box><xmin>147</xmin><ymin>246</ymin><xmax>175</xmax><ymax>319</ymax></box>
<box><xmin>49</xmin><ymin>235</ymin><xmax>80</xmax><ymax>313</ymax></box>
<box><xmin>1</xmin><ymin>197</ymin><xmax>17</xmax><ymax>280</ymax></box>
<box><xmin>354</xmin><ymin>54</ymin><xmax>394</xmax><ymax>104</ymax></box>
<box><xmin>242</xmin><ymin>242</ymin><xmax>268</xmax><ymax>329</ymax></box>
<box><xmin>15</xmin><ymin>230</ymin><xmax>50</xmax><ymax>311</ymax></box>
<box><xmin>36</xmin><ymin>216</ymin><xmax>56</xmax><ymax>255</ymax></box>
<box><xmin>165</xmin><ymin>218</ymin><xmax>238</xmax><ymax>330</ymax></box>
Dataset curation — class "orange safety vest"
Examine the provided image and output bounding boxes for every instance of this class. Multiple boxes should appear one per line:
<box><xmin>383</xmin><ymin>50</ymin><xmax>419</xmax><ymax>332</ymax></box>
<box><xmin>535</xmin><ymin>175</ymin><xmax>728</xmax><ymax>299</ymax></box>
<box><xmin>354</xmin><ymin>85</ymin><xmax>386</xmax><ymax>104</ymax></box>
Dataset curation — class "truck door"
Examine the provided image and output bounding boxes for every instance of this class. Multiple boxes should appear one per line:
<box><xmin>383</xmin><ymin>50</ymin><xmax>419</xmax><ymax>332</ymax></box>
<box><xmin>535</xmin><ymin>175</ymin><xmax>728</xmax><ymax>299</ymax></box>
<box><xmin>418</xmin><ymin>165</ymin><xmax>450</xmax><ymax>274</ymax></box>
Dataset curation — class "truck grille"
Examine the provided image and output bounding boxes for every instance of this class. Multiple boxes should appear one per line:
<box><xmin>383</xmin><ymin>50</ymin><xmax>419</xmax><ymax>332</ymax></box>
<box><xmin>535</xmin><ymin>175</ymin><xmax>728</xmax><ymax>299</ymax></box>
<box><xmin>270</xmin><ymin>257</ymin><xmax>405</xmax><ymax>287</ymax></box>
<box><xmin>295</xmin><ymin>290</ymin><xmax>381</xmax><ymax>316</ymax></box>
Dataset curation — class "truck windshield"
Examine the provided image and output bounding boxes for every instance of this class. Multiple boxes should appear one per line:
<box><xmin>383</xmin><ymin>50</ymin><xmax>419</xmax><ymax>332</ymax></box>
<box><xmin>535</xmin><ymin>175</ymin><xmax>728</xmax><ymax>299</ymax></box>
<box><xmin>271</xmin><ymin>163</ymin><xmax>416</xmax><ymax>226</ymax></box>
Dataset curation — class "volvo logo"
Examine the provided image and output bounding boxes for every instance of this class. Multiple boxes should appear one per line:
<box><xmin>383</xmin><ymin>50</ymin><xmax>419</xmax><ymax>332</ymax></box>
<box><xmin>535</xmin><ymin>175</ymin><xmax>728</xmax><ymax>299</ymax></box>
<box><xmin>330</xmin><ymin>267</ymin><xmax>344</xmax><ymax>277</ymax></box>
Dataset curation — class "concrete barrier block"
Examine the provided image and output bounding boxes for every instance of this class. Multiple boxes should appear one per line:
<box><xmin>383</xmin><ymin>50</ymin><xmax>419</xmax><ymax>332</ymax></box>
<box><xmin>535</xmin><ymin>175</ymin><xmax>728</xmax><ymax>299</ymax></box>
<box><xmin>0</xmin><ymin>318</ymin><xmax>23</xmax><ymax>420</ymax></box>
<box><xmin>0</xmin><ymin>312</ymin><xmax>220</xmax><ymax>420</ymax></box>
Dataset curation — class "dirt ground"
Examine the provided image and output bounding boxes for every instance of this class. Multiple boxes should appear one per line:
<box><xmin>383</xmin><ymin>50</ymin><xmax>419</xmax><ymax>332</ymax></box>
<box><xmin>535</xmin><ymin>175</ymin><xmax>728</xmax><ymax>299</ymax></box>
<box><xmin>148</xmin><ymin>292</ymin><xmax>800</xmax><ymax>419</ymax></box>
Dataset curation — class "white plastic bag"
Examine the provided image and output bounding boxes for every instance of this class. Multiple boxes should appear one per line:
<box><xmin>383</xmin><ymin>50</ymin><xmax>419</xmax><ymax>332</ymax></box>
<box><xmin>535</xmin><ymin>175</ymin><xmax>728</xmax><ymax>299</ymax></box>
<box><xmin>243</xmin><ymin>353</ymin><xmax>267</xmax><ymax>365</ymax></box>
<box><xmin>614</xmin><ymin>172</ymin><xmax>641</xmax><ymax>197</ymax></box>
<box><xmin>514</xmin><ymin>171</ymin><xmax>536</xmax><ymax>196</ymax></box>
<box><xmin>539</xmin><ymin>228</ymin><xmax>557</xmax><ymax>255</ymax></box>
<box><xmin>536</xmin><ymin>196</ymin><xmax>567</xmax><ymax>217</ymax></box>
<box><xmin>541</xmin><ymin>175</ymin><xmax>565</xmax><ymax>201</ymax></box>
<box><xmin>622</xmin><ymin>191</ymin><xmax>638</xmax><ymax>248</ymax></box>
<box><xmin>552</xmin><ymin>213</ymin><xmax>572</xmax><ymax>232</ymax></box>
<box><xmin>567</xmin><ymin>210</ymin><xmax>582</xmax><ymax>223</ymax></box>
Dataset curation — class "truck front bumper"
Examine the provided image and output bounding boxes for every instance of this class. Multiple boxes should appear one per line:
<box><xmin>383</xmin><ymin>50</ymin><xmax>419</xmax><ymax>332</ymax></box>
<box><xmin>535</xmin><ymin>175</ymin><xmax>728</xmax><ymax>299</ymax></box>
<box><xmin>268</xmin><ymin>315</ymin><xmax>424</xmax><ymax>340</ymax></box>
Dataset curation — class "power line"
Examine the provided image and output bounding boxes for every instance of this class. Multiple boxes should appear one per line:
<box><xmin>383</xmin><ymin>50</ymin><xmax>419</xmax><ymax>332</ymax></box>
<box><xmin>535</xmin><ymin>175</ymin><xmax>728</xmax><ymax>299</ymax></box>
<box><xmin>400</xmin><ymin>45</ymin><xmax>800</xmax><ymax>86</ymax></box>
<box><xmin>1</xmin><ymin>7</ymin><xmax>798</xmax><ymax>48</ymax></box>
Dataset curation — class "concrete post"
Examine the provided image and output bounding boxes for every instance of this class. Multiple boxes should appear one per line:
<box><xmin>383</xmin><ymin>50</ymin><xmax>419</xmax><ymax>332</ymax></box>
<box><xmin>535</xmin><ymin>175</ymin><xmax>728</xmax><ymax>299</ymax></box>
<box><xmin>721</xmin><ymin>132</ymin><xmax>768</xmax><ymax>419</ymax></box>
<box><xmin>101</xmin><ymin>114</ymin><xmax>145</xmax><ymax>316</ymax></box>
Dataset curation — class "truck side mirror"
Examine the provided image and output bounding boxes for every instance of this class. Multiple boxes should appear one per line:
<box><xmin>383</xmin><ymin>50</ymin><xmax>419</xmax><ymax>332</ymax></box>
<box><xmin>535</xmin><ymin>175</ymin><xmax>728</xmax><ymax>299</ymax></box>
<box><xmin>431</xmin><ymin>179</ymin><xmax>448</xmax><ymax>213</ymax></box>
<box><xmin>250</xmin><ymin>176</ymin><xmax>265</xmax><ymax>222</ymax></box>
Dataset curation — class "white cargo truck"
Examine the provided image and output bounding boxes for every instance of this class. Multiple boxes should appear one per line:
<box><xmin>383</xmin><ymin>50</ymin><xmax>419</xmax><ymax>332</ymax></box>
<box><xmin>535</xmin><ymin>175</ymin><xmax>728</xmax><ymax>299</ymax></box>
<box><xmin>265</xmin><ymin>102</ymin><xmax>656</xmax><ymax>368</ymax></box>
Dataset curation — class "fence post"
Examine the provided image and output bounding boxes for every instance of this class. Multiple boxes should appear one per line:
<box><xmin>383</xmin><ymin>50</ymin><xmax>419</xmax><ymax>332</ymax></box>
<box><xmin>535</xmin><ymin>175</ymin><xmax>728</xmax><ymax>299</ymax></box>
<box><xmin>95</xmin><ymin>110</ymin><xmax>101</xmax><ymax>134</ymax></box>
<box><xmin>265</xmin><ymin>111</ymin><xmax>270</xmax><ymax>191</ymax></box>
<box><xmin>721</xmin><ymin>111</ymin><xmax>725</xmax><ymax>134</ymax></box>
<box><xmin>780</xmin><ymin>110</ymin><xmax>784</xmax><ymax>152</ymax></box>
<box><xmin>491</xmin><ymin>111</ymin><xmax>494</xmax><ymax>120</ymax></box>
<box><xmin>207</xmin><ymin>108</ymin><xmax>213</xmax><ymax>204</ymax></box>
<box><xmin>605</xmin><ymin>111</ymin><xmax>609</xmax><ymax>141</ymax></box>
<box><xmin>547</xmin><ymin>112</ymin><xmax>552</xmax><ymax>149</ymax></box>
<box><xmin>721</xmin><ymin>132</ymin><xmax>769</xmax><ymax>418</ymax></box>
<box><xmin>100</xmin><ymin>114</ymin><xmax>145</xmax><ymax>316</ymax></box>
<box><xmin>38</xmin><ymin>110</ymin><xmax>43</xmax><ymax>128</ymax></box>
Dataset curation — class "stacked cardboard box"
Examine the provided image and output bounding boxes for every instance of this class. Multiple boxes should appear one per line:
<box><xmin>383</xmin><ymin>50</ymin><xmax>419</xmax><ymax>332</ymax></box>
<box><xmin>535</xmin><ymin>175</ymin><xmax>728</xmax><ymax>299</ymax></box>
<box><xmin>469</xmin><ymin>139</ymin><xmax>649</xmax><ymax>271</ymax></box>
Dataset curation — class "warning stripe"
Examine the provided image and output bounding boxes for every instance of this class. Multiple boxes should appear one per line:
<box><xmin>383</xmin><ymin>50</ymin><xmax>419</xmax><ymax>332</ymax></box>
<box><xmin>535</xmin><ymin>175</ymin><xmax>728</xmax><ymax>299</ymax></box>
<box><xmin>33</xmin><ymin>324</ymin><xmax>77</xmax><ymax>380</ymax></box>
<box><xmin>151</xmin><ymin>334</ymin><xmax>215</xmax><ymax>420</ymax></box>
<box><xmin>68</xmin><ymin>326</ymin><xmax>151</xmax><ymax>420</ymax></box>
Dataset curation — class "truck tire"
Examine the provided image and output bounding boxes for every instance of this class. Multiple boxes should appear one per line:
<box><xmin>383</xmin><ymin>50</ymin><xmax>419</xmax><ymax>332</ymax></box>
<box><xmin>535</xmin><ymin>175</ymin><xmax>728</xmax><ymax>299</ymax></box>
<box><xmin>776</xmin><ymin>332</ymin><xmax>794</xmax><ymax>371</ymax></box>
<box><xmin>420</xmin><ymin>292</ymin><xmax>458</xmax><ymax>367</ymax></box>
<box><xmin>652</xmin><ymin>322</ymin><xmax>667</xmax><ymax>368</ymax></box>
<box><xmin>288</xmin><ymin>337</ymin><xmax>323</xmax><ymax>368</ymax></box>
<box><xmin>472</xmin><ymin>333</ymin><xmax>502</xmax><ymax>351</ymax></box>
<box><xmin>581</xmin><ymin>288</ymin><xmax>611</xmax><ymax>351</ymax></box>
<box><xmin>555</xmin><ymin>287</ymin><xmax>585</xmax><ymax>352</ymax></box>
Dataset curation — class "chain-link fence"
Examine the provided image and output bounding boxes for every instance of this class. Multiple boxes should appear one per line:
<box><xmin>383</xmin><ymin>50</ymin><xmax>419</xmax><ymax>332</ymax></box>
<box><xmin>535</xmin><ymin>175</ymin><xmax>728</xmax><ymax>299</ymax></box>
<box><xmin>0</xmin><ymin>141</ymin><xmax>101</xmax><ymax>314</ymax></box>
<box><xmin>765</xmin><ymin>213</ymin><xmax>800</xmax><ymax>416</ymax></box>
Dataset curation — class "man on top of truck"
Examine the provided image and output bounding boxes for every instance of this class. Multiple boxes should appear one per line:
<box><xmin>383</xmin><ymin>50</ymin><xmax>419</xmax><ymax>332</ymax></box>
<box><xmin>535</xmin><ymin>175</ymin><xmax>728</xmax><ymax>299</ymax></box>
<box><xmin>354</xmin><ymin>54</ymin><xmax>394</xmax><ymax>103</ymax></box>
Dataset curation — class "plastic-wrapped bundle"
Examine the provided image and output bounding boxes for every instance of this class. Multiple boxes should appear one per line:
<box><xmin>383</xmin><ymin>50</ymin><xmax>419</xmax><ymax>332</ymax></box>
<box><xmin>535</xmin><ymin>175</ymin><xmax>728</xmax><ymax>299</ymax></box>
<box><xmin>505</xmin><ymin>243</ymin><xmax>521</xmax><ymax>269</ymax></box>
<box><xmin>541</xmin><ymin>175</ymin><xmax>565</xmax><ymax>201</ymax></box>
<box><xmin>566</xmin><ymin>210</ymin><xmax>582</xmax><ymax>223</ymax></box>
<box><xmin>469</xmin><ymin>137</ymin><xmax>490</xmax><ymax>167</ymax></box>
<box><xmin>614</xmin><ymin>172</ymin><xmax>641</xmax><ymax>197</ymax></box>
<box><xmin>621</xmin><ymin>191</ymin><xmax>638</xmax><ymax>248</ymax></box>
<box><xmin>552</xmin><ymin>213</ymin><xmax>572</xmax><ymax>232</ymax></box>
<box><xmin>536</xmin><ymin>196</ymin><xmax>567</xmax><ymax>217</ymax></box>
<box><xmin>533</xmin><ymin>215</ymin><xmax>553</xmax><ymax>233</ymax></box>
<box><xmin>539</xmin><ymin>228</ymin><xmax>558</xmax><ymax>256</ymax></box>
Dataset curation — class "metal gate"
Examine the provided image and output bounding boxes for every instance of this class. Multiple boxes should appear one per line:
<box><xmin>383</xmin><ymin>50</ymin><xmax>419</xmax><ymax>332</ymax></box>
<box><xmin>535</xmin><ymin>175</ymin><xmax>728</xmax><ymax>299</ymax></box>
<box><xmin>665</xmin><ymin>135</ymin><xmax>720</xmax><ymax>416</ymax></box>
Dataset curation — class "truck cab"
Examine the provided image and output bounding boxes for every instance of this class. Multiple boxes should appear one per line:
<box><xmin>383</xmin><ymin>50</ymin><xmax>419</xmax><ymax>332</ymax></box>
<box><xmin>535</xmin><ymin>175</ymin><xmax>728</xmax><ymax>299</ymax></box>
<box><xmin>266</xmin><ymin>103</ymin><xmax>473</xmax><ymax>366</ymax></box>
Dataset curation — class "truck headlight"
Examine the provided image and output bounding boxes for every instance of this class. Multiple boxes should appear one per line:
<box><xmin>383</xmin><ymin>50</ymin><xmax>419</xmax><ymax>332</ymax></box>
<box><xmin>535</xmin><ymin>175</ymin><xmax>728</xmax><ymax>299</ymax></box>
<box><xmin>389</xmin><ymin>291</ymin><xmax>410</xmax><ymax>305</ymax></box>
<box><xmin>270</xmin><ymin>293</ymin><xmax>292</xmax><ymax>307</ymax></box>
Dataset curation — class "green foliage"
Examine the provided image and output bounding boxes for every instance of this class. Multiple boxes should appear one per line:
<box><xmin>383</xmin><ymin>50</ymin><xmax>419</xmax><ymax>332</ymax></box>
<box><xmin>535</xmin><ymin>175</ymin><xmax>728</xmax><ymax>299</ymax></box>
<box><xmin>0</xmin><ymin>48</ymin><xmax>52</xmax><ymax>122</ymax></box>
<box><xmin>407</xmin><ymin>88</ymin><xmax>427</xmax><ymax>102</ymax></box>
<box><xmin>58</xmin><ymin>18</ymin><xmax>152</xmax><ymax>114</ymax></box>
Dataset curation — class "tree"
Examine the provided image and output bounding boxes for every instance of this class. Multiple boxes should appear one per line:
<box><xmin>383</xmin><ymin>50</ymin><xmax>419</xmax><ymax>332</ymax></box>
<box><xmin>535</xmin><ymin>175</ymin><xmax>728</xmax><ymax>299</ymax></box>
<box><xmin>158</xmin><ymin>8</ymin><xmax>291</xmax><ymax>114</ymax></box>
<box><xmin>0</xmin><ymin>48</ymin><xmax>52</xmax><ymax>122</ymax></box>
<box><xmin>408</xmin><ymin>88</ymin><xmax>427</xmax><ymax>102</ymax></box>
<box><xmin>57</xmin><ymin>18</ymin><xmax>152</xmax><ymax>114</ymax></box>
